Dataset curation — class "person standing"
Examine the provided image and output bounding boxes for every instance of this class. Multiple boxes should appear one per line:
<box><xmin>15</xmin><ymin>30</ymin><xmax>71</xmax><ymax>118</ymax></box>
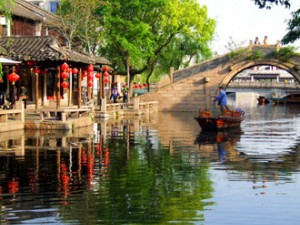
<box><xmin>20</xmin><ymin>86</ymin><xmax>28</xmax><ymax>109</ymax></box>
<box><xmin>214</xmin><ymin>86</ymin><xmax>229</xmax><ymax>114</ymax></box>
<box><xmin>122</xmin><ymin>84</ymin><xmax>128</xmax><ymax>103</ymax></box>
<box><xmin>263</xmin><ymin>36</ymin><xmax>268</xmax><ymax>45</ymax></box>
<box><xmin>254</xmin><ymin>37</ymin><xmax>260</xmax><ymax>45</ymax></box>
<box><xmin>111</xmin><ymin>84</ymin><xmax>119</xmax><ymax>103</ymax></box>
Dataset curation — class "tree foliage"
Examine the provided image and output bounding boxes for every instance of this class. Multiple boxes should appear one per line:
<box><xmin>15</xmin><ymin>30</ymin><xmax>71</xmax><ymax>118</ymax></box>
<box><xmin>0</xmin><ymin>0</ymin><xmax>14</xmax><ymax>22</ymax></box>
<box><xmin>251</xmin><ymin>1</ymin><xmax>300</xmax><ymax>48</ymax></box>
<box><xmin>97</xmin><ymin>0</ymin><xmax>215</xmax><ymax>89</ymax></box>
<box><xmin>253</xmin><ymin>0</ymin><xmax>291</xmax><ymax>9</ymax></box>
<box><xmin>55</xmin><ymin>0</ymin><xmax>103</xmax><ymax>53</ymax></box>
<box><xmin>282</xmin><ymin>9</ymin><xmax>300</xmax><ymax>44</ymax></box>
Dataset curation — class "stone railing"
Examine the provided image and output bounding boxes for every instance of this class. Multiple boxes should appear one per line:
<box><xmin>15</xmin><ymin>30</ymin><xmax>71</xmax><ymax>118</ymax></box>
<box><xmin>0</xmin><ymin>101</ymin><xmax>25</xmax><ymax>132</ymax></box>
<box><xmin>98</xmin><ymin>98</ymin><xmax>158</xmax><ymax>119</ymax></box>
<box><xmin>105</xmin><ymin>100</ymin><xmax>158</xmax><ymax>112</ymax></box>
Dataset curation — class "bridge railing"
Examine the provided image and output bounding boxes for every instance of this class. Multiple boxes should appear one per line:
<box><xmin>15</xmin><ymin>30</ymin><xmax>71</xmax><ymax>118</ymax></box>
<box><xmin>229</xmin><ymin>81</ymin><xmax>300</xmax><ymax>89</ymax></box>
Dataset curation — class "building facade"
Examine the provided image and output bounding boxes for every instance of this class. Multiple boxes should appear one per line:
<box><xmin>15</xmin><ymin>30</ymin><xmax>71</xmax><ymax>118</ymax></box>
<box><xmin>25</xmin><ymin>0</ymin><xmax>60</xmax><ymax>13</ymax></box>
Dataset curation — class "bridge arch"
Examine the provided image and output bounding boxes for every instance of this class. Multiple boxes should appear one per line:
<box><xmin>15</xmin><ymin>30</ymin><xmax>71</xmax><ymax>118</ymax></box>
<box><xmin>139</xmin><ymin>44</ymin><xmax>300</xmax><ymax>112</ymax></box>
<box><xmin>220</xmin><ymin>59</ymin><xmax>300</xmax><ymax>88</ymax></box>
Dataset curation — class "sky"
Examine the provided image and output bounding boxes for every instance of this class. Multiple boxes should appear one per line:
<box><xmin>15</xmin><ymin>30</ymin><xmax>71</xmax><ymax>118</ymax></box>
<box><xmin>198</xmin><ymin>0</ymin><xmax>300</xmax><ymax>55</ymax></box>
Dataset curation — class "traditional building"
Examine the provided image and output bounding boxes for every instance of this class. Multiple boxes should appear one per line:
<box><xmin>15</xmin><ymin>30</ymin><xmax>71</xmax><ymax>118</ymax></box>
<box><xmin>0</xmin><ymin>0</ymin><xmax>110</xmax><ymax>109</ymax></box>
<box><xmin>25</xmin><ymin>0</ymin><xmax>60</xmax><ymax>13</ymax></box>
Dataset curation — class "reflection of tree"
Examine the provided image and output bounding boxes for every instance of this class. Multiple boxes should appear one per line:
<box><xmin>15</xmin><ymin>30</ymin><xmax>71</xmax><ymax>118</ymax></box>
<box><xmin>65</xmin><ymin>129</ymin><xmax>215</xmax><ymax>224</ymax></box>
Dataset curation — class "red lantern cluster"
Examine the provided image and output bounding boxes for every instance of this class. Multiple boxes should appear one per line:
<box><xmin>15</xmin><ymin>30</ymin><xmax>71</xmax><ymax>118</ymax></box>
<box><xmin>102</xmin><ymin>66</ymin><xmax>110</xmax><ymax>84</ymax></box>
<box><xmin>133</xmin><ymin>83</ymin><xmax>147</xmax><ymax>89</ymax></box>
<box><xmin>8</xmin><ymin>72</ymin><xmax>20</xmax><ymax>85</ymax></box>
<box><xmin>87</xmin><ymin>64</ymin><xmax>94</xmax><ymax>88</ymax></box>
<box><xmin>61</xmin><ymin>62</ymin><xmax>69</xmax><ymax>89</ymax></box>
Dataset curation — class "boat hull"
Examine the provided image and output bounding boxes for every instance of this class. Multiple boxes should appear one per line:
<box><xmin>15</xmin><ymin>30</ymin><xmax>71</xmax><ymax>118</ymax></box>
<box><xmin>271</xmin><ymin>93</ymin><xmax>300</xmax><ymax>104</ymax></box>
<box><xmin>195</xmin><ymin>110</ymin><xmax>244</xmax><ymax>131</ymax></box>
<box><xmin>257</xmin><ymin>96</ymin><xmax>270</xmax><ymax>104</ymax></box>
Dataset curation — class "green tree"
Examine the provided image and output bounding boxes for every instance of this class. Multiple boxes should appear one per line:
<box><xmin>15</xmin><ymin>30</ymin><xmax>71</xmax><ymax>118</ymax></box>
<box><xmin>55</xmin><ymin>0</ymin><xmax>103</xmax><ymax>53</ymax></box>
<box><xmin>98</xmin><ymin>0</ymin><xmax>215</xmax><ymax>96</ymax></box>
<box><xmin>251</xmin><ymin>0</ymin><xmax>300</xmax><ymax>45</ymax></box>
<box><xmin>253</xmin><ymin>0</ymin><xmax>291</xmax><ymax>9</ymax></box>
<box><xmin>281</xmin><ymin>9</ymin><xmax>300</xmax><ymax>45</ymax></box>
<box><xmin>0</xmin><ymin>0</ymin><xmax>14</xmax><ymax>21</ymax></box>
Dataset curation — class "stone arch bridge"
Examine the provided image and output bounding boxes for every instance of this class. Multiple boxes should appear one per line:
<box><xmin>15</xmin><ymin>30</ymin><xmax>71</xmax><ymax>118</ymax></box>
<box><xmin>139</xmin><ymin>43</ymin><xmax>300</xmax><ymax>112</ymax></box>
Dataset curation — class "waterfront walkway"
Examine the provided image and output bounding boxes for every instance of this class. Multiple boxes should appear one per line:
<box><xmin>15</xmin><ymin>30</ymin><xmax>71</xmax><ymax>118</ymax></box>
<box><xmin>0</xmin><ymin>99</ymin><xmax>159</xmax><ymax>132</ymax></box>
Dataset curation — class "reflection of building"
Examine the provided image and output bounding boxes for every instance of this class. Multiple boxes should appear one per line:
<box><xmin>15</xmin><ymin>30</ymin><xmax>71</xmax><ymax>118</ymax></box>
<box><xmin>233</xmin><ymin>65</ymin><xmax>296</xmax><ymax>83</ymax></box>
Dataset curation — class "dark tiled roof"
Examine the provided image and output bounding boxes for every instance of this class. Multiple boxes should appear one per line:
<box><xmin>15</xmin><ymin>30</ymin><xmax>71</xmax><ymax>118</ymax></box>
<box><xmin>0</xmin><ymin>36</ymin><xmax>110</xmax><ymax>65</ymax></box>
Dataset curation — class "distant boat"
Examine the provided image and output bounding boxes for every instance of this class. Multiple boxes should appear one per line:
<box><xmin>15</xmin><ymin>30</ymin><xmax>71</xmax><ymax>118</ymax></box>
<box><xmin>257</xmin><ymin>96</ymin><xmax>270</xmax><ymax>104</ymax></box>
<box><xmin>271</xmin><ymin>93</ymin><xmax>300</xmax><ymax>104</ymax></box>
<box><xmin>195</xmin><ymin>109</ymin><xmax>245</xmax><ymax>131</ymax></box>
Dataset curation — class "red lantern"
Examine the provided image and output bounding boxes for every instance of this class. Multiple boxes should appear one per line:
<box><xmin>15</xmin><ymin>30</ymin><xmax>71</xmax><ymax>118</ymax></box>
<box><xmin>61</xmin><ymin>62</ymin><xmax>69</xmax><ymax>72</ymax></box>
<box><xmin>104</xmin><ymin>77</ymin><xmax>110</xmax><ymax>83</ymax></box>
<box><xmin>33</xmin><ymin>67</ymin><xmax>40</xmax><ymax>74</ymax></box>
<box><xmin>61</xmin><ymin>71</ymin><xmax>69</xmax><ymax>79</ymax></box>
<box><xmin>8</xmin><ymin>72</ymin><xmax>20</xmax><ymax>85</ymax></box>
<box><xmin>88</xmin><ymin>81</ymin><xmax>93</xmax><ymax>87</ymax></box>
<box><xmin>61</xmin><ymin>81</ymin><xmax>69</xmax><ymax>89</ymax></box>
<box><xmin>95</xmin><ymin>73</ymin><xmax>101</xmax><ymax>79</ymax></box>
<box><xmin>82</xmin><ymin>70</ymin><xmax>87</xmax><ymax>77</ymax></box>
<box><xmin>26</xmin><ymin>61</ymin><xmax>37</xmax><ymax>66</ymax></box>
<box><xmin>72</xmin><ymin>68</ymin><xmax>78</xmax><ymax>75</ymax></box>
<box><xmin>87</xmin><ymin>64</ymin><xmax>94</xmax><ymax>74</ymax></box>
<box><xmin>103</xmin><ymin>66</ymin><xmax>109</xmax><ymax>72</ymax></box>
<box><xmin>40</xmin><ymin>69</ymin><xmax>47</xmax><ymax>75</ymax></box>
<box><xmin>103</xmin><ymin>71</ymin><xmax>109</xmax><ymax>77</ymax></box>
<box><xmin>87</xmin><ymin>74</ymin><xmax>93</xmax><ymax>80</ymax></box>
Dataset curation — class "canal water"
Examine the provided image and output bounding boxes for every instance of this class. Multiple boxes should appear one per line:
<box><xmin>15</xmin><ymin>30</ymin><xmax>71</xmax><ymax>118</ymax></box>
<box><xmin>1</xmin><ymin>103</ymin><xmax>300</xmax><ymax>224</ymax></box>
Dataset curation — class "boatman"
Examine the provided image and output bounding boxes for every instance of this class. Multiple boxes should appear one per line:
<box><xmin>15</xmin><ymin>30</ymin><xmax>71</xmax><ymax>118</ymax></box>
<box><xmin>214</xmin><ymin>85</ymin><xmax>230</xmax><ymax>114</ymax></box>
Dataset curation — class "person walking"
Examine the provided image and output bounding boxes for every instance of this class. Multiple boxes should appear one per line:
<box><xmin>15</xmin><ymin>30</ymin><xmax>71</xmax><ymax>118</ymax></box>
<box><xmin>214</xmin><ymin>85</ymin><xmax>229</xmax><ymax>114</ymax></box>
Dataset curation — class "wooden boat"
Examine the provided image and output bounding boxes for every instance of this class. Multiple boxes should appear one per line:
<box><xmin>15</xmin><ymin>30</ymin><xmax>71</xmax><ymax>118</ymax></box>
<box><xmin>271</xmin><ymin>93</ymin><xmax>300</xmax><ymax>104</ymax></box>
<box><xmin>195</xmin><ymin>109</ymin><xmax>245</xmax><ymax>131</ymax></box>
<box><xmin>257</xmin><ymin>96</ymin><xmax>270</xmax><ymax>104</ymax></box>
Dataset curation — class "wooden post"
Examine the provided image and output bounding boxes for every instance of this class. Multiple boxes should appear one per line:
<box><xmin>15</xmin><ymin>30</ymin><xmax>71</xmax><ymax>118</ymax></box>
<box><xmin>56</xmin><ymin>65</ymin><xmax>61</xmax><ymax>109</ymax></box>
<box><xmin>69</xmin><ymin>70</ymin><xmax>72</xmax><ymax>106</ymax></box>
<box><xmin>99</xmin><ymin>72</ymin><xmax>103</xmax><ymax>109</ymax></box>
<box><xmin>35</xmin><ymin>73</ymin><xmax>39</xmax><ymax>110</ymax></box>
<box><xmin>78</xmin><ymin>68</ymin><xmax>82</xmax><ymax>109</ymax></box>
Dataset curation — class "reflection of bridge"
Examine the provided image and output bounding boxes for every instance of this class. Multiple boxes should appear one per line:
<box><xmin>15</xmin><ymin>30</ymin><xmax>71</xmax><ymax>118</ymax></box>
<box><xmin>139</xmin><ymin>43</ymin><xmax>300</xmax><ymax>112</ymax></box>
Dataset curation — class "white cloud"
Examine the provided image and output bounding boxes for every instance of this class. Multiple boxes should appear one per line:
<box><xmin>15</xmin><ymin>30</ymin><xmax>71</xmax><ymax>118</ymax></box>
<box><xmin>199</xmin><ymin>0</ymin><xmax>300</xmax><ymax>54</ymax></box>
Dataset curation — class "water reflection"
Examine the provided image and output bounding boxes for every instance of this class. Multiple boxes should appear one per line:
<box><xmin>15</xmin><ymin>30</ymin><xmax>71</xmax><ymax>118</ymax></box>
<box><xmin>0</xmin><ymin>113</ymin><xmax>216</xmax><ymax>224</ymax></box>
<box><xmin>195</xmin><ymin>129</ymin><xmax>243</xmax><ymax>163</ymax></box>
<box><xmin>0</xmin><ymin>106</ymin><xmax>300</xmax><ymax>224</ymax></box>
